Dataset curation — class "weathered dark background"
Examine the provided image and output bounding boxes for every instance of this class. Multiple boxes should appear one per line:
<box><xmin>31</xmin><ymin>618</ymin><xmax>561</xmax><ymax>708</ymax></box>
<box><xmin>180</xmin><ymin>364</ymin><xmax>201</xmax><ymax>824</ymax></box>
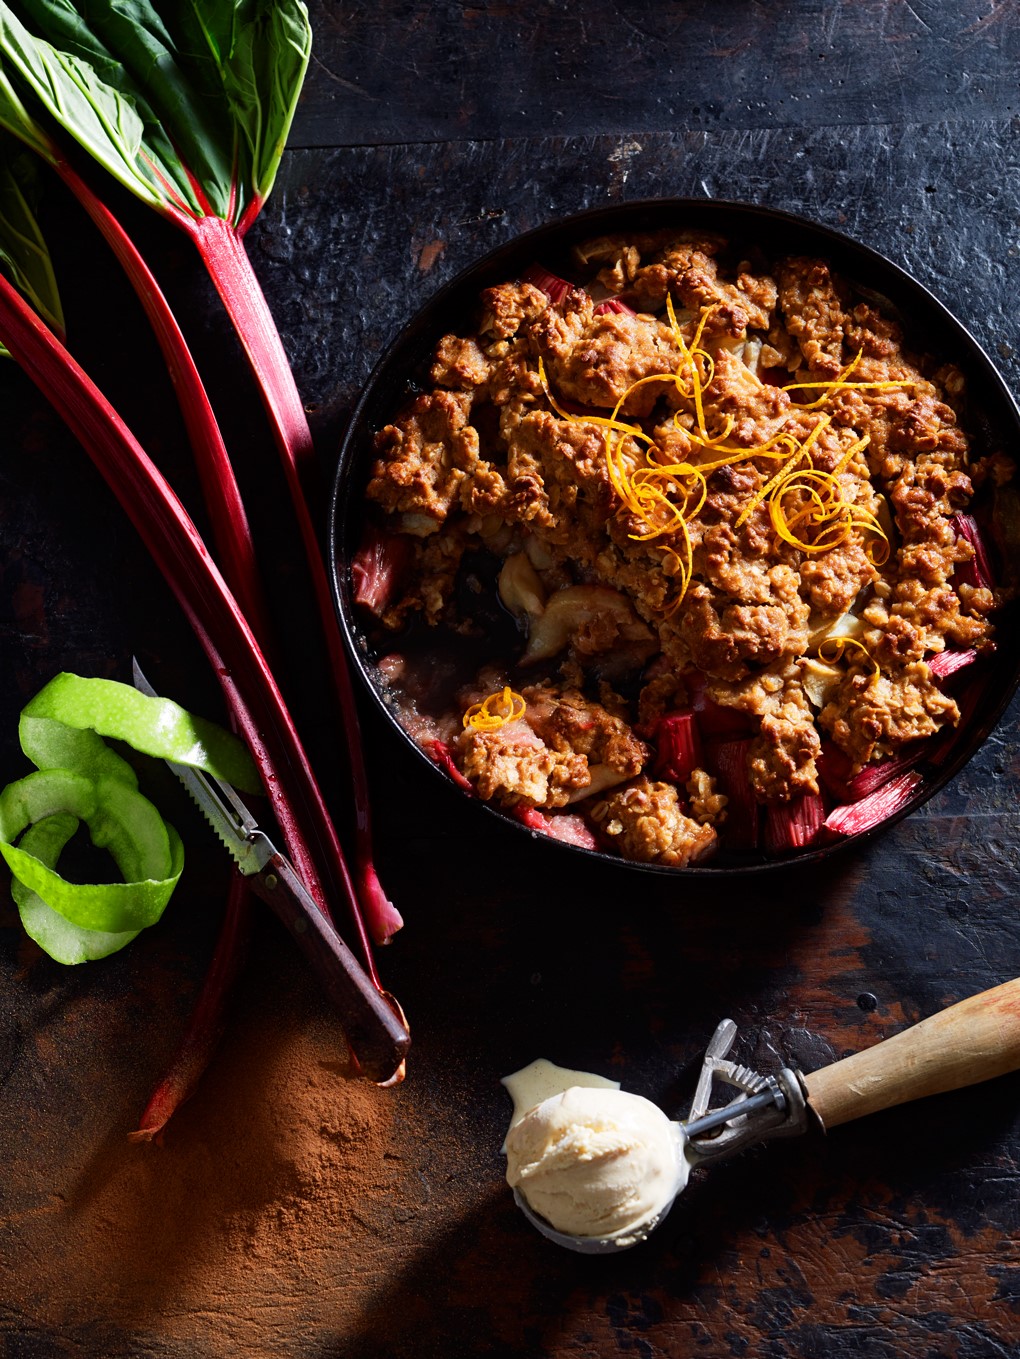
<box><xmin>2</xmin><ymin>3</ymin><xmax>1020</xmax><ymax>1356</ymax></box>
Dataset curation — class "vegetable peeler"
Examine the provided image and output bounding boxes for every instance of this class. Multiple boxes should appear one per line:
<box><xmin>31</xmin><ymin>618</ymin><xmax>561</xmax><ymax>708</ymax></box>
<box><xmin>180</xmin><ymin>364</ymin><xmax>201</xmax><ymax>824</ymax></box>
<box><xmin>132</xmin><ymin>660</ymin><xmax>409</xmax><ymax>1084</ymax></box>
<box><xmin>517</xmin><ymin>977</ymin><xmax>1020</xmax><ymax>1253</ymax></box>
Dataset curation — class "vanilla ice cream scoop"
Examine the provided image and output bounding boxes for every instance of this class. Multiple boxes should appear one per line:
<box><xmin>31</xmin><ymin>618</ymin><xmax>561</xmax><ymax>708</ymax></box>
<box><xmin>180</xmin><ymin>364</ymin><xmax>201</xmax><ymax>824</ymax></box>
<box><xmin>503</xmin><ymin>1063</ymin><xmax>689</xmax><ymax>1250</ymax></box>
<box><xmin>504</xmin><ymin>984</ymin><xmax>1020</xmax><ymax>1254</ymax></box>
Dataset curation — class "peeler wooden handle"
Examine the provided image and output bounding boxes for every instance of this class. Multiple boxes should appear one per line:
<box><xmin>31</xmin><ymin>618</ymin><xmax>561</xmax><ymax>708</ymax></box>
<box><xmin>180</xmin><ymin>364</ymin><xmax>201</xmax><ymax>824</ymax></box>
<box><xmin>804</xmin><ymin>978</ymin><xmax>1020</xmax><ymax>1130</ymax></box>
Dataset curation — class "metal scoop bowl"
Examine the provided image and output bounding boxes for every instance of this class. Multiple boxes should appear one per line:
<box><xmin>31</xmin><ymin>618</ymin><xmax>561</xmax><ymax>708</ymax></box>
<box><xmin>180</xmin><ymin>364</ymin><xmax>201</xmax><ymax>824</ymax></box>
<box><xmin>511</xmin><ymin>1185</ymin><xmax>681</xmax><ymax>1254</ymax></box>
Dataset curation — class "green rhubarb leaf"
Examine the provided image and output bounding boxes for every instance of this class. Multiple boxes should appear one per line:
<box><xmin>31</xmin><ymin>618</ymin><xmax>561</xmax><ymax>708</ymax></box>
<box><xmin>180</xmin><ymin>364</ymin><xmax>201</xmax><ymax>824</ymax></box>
<box><xmin>0</xmin><ymin>33</ymin><xmax>52</xmax><ymax>158</ymax></box>
<box><xmin>0</xmin><ymin>136</ymin><xmax>62</xmax><ymax>335</ymax></box>
<box><xmin>0</xmin><ymin>3</ymin><xmax>194</xmax><ymax>213</ymax></box>
<box><xmin>0</xmin><ymin>0</ymin><xmax>311</xmax><ymax>227</ymax></box>
<box><xmin>10</xmin><ymin>0</ymin><xmax>232</xmax><ymax>209</ymax></box>
<box><xmin>181</xmin><ymin>1</ymin><xmax>314</xmax><ymax>206</ymax></box>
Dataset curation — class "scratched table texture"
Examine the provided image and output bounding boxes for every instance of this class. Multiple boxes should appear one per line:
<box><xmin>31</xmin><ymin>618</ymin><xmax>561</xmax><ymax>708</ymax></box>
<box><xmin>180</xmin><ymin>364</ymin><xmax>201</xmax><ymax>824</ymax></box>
<box><xmin>3</xmin><ymin>3</ymin><xmax>1020</xmax><ymax>1357</ymax></box>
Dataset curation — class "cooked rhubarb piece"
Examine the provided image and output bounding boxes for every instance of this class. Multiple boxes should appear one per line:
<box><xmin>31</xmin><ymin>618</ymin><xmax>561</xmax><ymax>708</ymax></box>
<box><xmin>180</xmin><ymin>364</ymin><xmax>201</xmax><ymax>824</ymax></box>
<box><xmin>593</xmin><ymin>298</ymin><xmax>636</xmax><ymax>316</ymax></box>
<box><xmin>688</xmin><ymin>675</ymin><xmax>756</xmax><ymax>738</ymax></box>
<box><xmin>764</xmin><ymin>792</ymin><xmax>826</xmax><ymax>854</ymax></box>
<box><xmin>927</xmin><ymin>648</ymin><xmax>979</xmax><ymax>684</ymax></box>
<box><xmin>708</xmin><ymin>739</ymin><xmax>760</xmax><ymax>850</ymax></box>
<box><xmin>425</xmin><ymin>739</ymin><xmax>475</xmax><ymax>793</ymax></box>
<box><xmin>652</xmin><ymin>710</ymin><xmax>703</xmax><ymax>785</ymax></box>
<box><xmin>352</xmin><ymin>524</ymin><xmax>413</xmax><ymax>615</ymax></box>
<box><xmin>952</xmin><ymin>513</ymin><xmax>994</xmax><ymax>590</ymax></box>
<box><xmin>816</xmin><ymin>742</ymin><xmax>855</xmax><ymax>801</ymax></box>
<box><xmin>823</xmin><ymin>771</ymin><xmax>923</xmax><ymax>837</ymax></box>
<box><xmin>520</xmin><ymin>264</ymin><xmax>572</xmax><ymax>305</ymax></box>
<box><xmin>845</xmin><ymin>746</ymin><xmax>926</xmax><ymax>800</ymax></box>
<box><xmin>820</xmin><ymin>739</ymin><xmax>926</xmax><ymax>804</ymax></box>
<box><xmin>513</xmin><ymin>805</ymin><xmax>599</xmax><ymax>849</ymax></box>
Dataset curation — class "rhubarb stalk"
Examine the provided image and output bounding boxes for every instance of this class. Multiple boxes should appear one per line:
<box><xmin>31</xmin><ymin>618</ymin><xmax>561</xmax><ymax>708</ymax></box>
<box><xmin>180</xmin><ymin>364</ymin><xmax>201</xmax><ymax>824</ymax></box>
<box><xmin>764</xmin><ymin>792</ymin><xmax>826</xmax><ymax>854</ymax></box>
<box><xmin>952</xmin><ymin>513</ymin><xmax>994</xmax><ymax>591</ymax></box>
<box><xmin>512</xmin><ymin>804</ymin><xmax>599</xmax><ymax>850</ymax></box>
<box><xmin>60</xmin><ymin>161</ymin><xmax>275</xmax><ymax>649</ymax></box>
<box><xmin>129</xmin><ymin>870</ymin><xmax>250</xmax><ymax>1143</ymax></box>
<box><xmin>520</xmin><ymin>263</ymin><xmax>573</xmax><ymax>305</ymax></box>
<box><xmin>0</xmin><ymin>1</ymin><xmax>401</xmax><ymax>948</ymax></box>
<box><xmin>0</xmin><ymin>269</ymin><xmax>392</xmax><ymax>1010</ymax></box>
<box><xmin>708</xmin><ymin>739</ymin><xmax>759</xmax><ymax>850</ymax></box>
<box><xmin>928</xmin><ymin>647</ymin><xmax>980</xmax><ymax>684</ymax></box>
<box><xmin>186</xmin><ymin>204</ymin><xmax>403</xmax><ymax>945</ymax></box>
<box><xmin>0</xmin><ymin>100</ymin><xmax>275</xmax><ymax>1122</ymax></box>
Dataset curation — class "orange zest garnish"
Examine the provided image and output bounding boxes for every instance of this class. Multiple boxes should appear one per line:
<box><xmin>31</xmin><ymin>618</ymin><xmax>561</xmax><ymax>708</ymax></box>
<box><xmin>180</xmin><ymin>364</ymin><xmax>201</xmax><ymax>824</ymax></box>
<box><xmin>782</xmin><ymin>349</ymin><xmax>918</xmax><ymax>408</ymax></box>
<box><xmin>537</xmin><ymin>303</ymin><xmax>907</xmax><ymax>616</ymax></box>
<box><xmin>817</xmin><ymin>635</ymin><xmax>881</xmax><ymax>681</ymax></box>
<box><xmin>462</xmin><ymin>686</ymin><xmax>527</xmax><ymax>733</ymax></box>
<box><xmin>767</xmin><ymin>433</ymin><xmax>890</xmax><ymax>564</ymax></box>
<box><xmin>734</xmin><ymin>415</ymin><xmax>831</xmax><ymax>528</ymax></box>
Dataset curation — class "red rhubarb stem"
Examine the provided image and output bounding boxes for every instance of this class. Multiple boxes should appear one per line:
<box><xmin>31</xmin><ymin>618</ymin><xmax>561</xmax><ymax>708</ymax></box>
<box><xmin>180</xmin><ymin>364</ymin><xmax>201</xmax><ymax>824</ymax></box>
<box><xmin>55</xmin><ymin>161</ymin><xmax>278</xmax><ymax>1126</ymax></box>
<box><xmin>189</xmin><ymin>215</ymin><xmax>316</xmax><ymax>472</ymax></box>
<box><xmin>54</xmin><ymin>159</ymin><xmax>275</xmax><ymax>652</ymax></box>
<box><xmin>845</xmin><ymin>747</ymin><xmax>924</xmax><ymax>801</ymax></box>
<box><xmin>764</xmin><ymin>792</ymin><xmax>826</xmax><ymax>854</ymax></box>
<box><xmin>520</xmin><ymin>263</ymin><xmax>572</xmax><ymax>304</ymax></box>
<box><xmin>0</xmin><ymin>271</ymin><xmax>390</xmax><ymax>997</ymax></box>
<box><xmin>236</xmin><ymin>192</ymin><xmax>265</xmax><ymax>240</ymax></box>
<box><xmin>512</xmin><ymin>804</ymin><xmax>599</xmax><ymax>850</ymax></box>
<box><xmin>49</xmin><ymin>159</ymin><xmax>296</xmax><ymax>1129</ymax></box>
<box><xmin>426</xmin><ymin>739</ymin><xmax>475</xmax><ymax>794</ymax></box>
<box><xmin>927</xmin><ymin>647</ymin><xmax>979</xmax><ymax>683</ymax></box>
<box><xmin>593</xmin><ymin>298</ymin><xmax>636</xmax><ymax>315</ymax></box>
<box><xmin>128</xmin><ymin>869</ymin><xmax>250</xmax><ymax>1143</ymax></box>
<box><xmin>188</xmin><ymin>212</ymin><xmax>399</xmax><ymax>947</ymax></box>
<box><xmin>952</xmin><ymin>513</ymin><xmax>994</xmax><ymax>590</ymax></box>
<box><xmin>708</xmin><ymin>738</ymin><xmax>760</xmax><ymax>850</ymax></box>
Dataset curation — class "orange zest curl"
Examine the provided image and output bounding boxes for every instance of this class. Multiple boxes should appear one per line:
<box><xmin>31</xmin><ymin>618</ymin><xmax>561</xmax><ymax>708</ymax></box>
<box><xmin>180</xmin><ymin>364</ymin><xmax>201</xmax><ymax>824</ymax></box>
<box><xmin>734</xmin><ymin>416</ymin><xmax>831</xmax><ymax>529</ymax></box>
<box><xmin>537</xmin><ymin>301</ymin><xmax>907</xmax><ymax>616</ymax></box>
<box><xmin>766</xmin><ymin>432</ymin><xmax>890</xmax><ymax>564</ymax></box>
<box><xmin>462</xmin><ymin>686</ymin><xmax>527</xmax><ymax>733</ymax></box>
<box><xmin>817</xmin><ymin>635</ymin><xmax>881</xmax><ymax>681</ymax></box>
<box><xmin>782</xmin><ymin>349</ymin><xmax>918</xmax><ymax>408</ymax></box>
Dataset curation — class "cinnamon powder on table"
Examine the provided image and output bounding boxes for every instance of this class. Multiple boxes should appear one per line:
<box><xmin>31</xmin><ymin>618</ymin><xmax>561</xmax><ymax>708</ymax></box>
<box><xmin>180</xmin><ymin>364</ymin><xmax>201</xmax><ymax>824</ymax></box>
<box><xmin>0</xmin><ymin>922</ymin><xmax>417</xmax><ymax>1357</ymax></box>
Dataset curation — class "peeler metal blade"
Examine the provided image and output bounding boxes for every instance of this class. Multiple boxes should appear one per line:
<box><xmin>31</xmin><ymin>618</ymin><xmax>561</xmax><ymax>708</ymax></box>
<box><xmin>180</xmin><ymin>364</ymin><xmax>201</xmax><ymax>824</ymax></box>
<box><xmin>131</xmin><ymin>658</ymin><xmax>274</xmax><ymax>877</ymax></box>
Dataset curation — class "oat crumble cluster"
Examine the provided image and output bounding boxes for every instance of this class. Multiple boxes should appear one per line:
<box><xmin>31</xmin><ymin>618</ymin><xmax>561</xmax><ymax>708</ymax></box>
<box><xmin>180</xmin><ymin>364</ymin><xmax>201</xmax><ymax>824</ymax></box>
<box><xmin>354</xmin><ymin>229</ymin><xmax>1011</xmax><ymax>866</ymax></box>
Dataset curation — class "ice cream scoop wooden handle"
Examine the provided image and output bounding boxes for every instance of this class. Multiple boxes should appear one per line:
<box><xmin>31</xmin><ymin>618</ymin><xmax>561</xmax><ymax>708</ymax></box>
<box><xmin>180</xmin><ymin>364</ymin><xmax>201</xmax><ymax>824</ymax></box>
<box><xmin>804</xmin><ymin>978</ymin><xmax>1020</xmax><ymax>1131</ymax></box>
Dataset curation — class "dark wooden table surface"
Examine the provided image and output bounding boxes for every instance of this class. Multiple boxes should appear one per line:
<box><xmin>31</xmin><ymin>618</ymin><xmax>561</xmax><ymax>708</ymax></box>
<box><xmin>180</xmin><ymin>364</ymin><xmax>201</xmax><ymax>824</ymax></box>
<box><xmin>3</xmin><ymin>4</ymin><xmax>1020</xmax><ymax>1357</ymax></box>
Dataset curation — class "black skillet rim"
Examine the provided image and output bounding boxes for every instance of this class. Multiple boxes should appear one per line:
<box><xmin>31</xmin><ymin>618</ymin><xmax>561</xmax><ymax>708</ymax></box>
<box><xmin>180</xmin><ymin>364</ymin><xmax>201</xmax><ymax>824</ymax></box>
<box><xmin>328</xmin><ymin>197</ymin><xmax>1020</xmax><ymax>877</ymax></box>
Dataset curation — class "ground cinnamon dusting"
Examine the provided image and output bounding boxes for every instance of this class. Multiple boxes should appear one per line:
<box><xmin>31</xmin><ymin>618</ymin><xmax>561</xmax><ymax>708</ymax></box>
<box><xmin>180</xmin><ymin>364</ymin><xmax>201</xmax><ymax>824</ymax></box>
<box><xmin>0</xmin><ymin>926</ymin><xmax>413</xmax><ymax>1355</ymax></box>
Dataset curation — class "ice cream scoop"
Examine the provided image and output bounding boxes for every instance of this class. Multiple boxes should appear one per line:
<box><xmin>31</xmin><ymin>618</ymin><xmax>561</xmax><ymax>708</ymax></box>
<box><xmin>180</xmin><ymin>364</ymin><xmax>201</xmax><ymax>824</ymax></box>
<box><xmin>503</xmin><ymin>977</ymin><xmax>1020</xmax><ymax>1253</ymax></box>
<box><xmin>505</xmin><ymin>1084</ymin><xmax>688</xmax><ymax>1248</ymax></box>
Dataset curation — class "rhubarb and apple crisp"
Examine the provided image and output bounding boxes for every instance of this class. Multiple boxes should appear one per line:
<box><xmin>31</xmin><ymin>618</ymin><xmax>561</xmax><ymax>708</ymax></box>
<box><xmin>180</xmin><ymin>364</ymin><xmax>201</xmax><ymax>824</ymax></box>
<box><xmin>351</xmin><ymin>229</ymin><xmax>1012</xmax><ymax>866</ymax></box>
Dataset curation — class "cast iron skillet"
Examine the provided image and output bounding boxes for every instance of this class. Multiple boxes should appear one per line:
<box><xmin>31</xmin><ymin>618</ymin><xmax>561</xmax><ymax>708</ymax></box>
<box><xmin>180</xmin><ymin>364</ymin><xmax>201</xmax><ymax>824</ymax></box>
<box><xmin>328</xmin><ymin>199</ymin><xmax>1020</xmax><ymax>876</ymax></box>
